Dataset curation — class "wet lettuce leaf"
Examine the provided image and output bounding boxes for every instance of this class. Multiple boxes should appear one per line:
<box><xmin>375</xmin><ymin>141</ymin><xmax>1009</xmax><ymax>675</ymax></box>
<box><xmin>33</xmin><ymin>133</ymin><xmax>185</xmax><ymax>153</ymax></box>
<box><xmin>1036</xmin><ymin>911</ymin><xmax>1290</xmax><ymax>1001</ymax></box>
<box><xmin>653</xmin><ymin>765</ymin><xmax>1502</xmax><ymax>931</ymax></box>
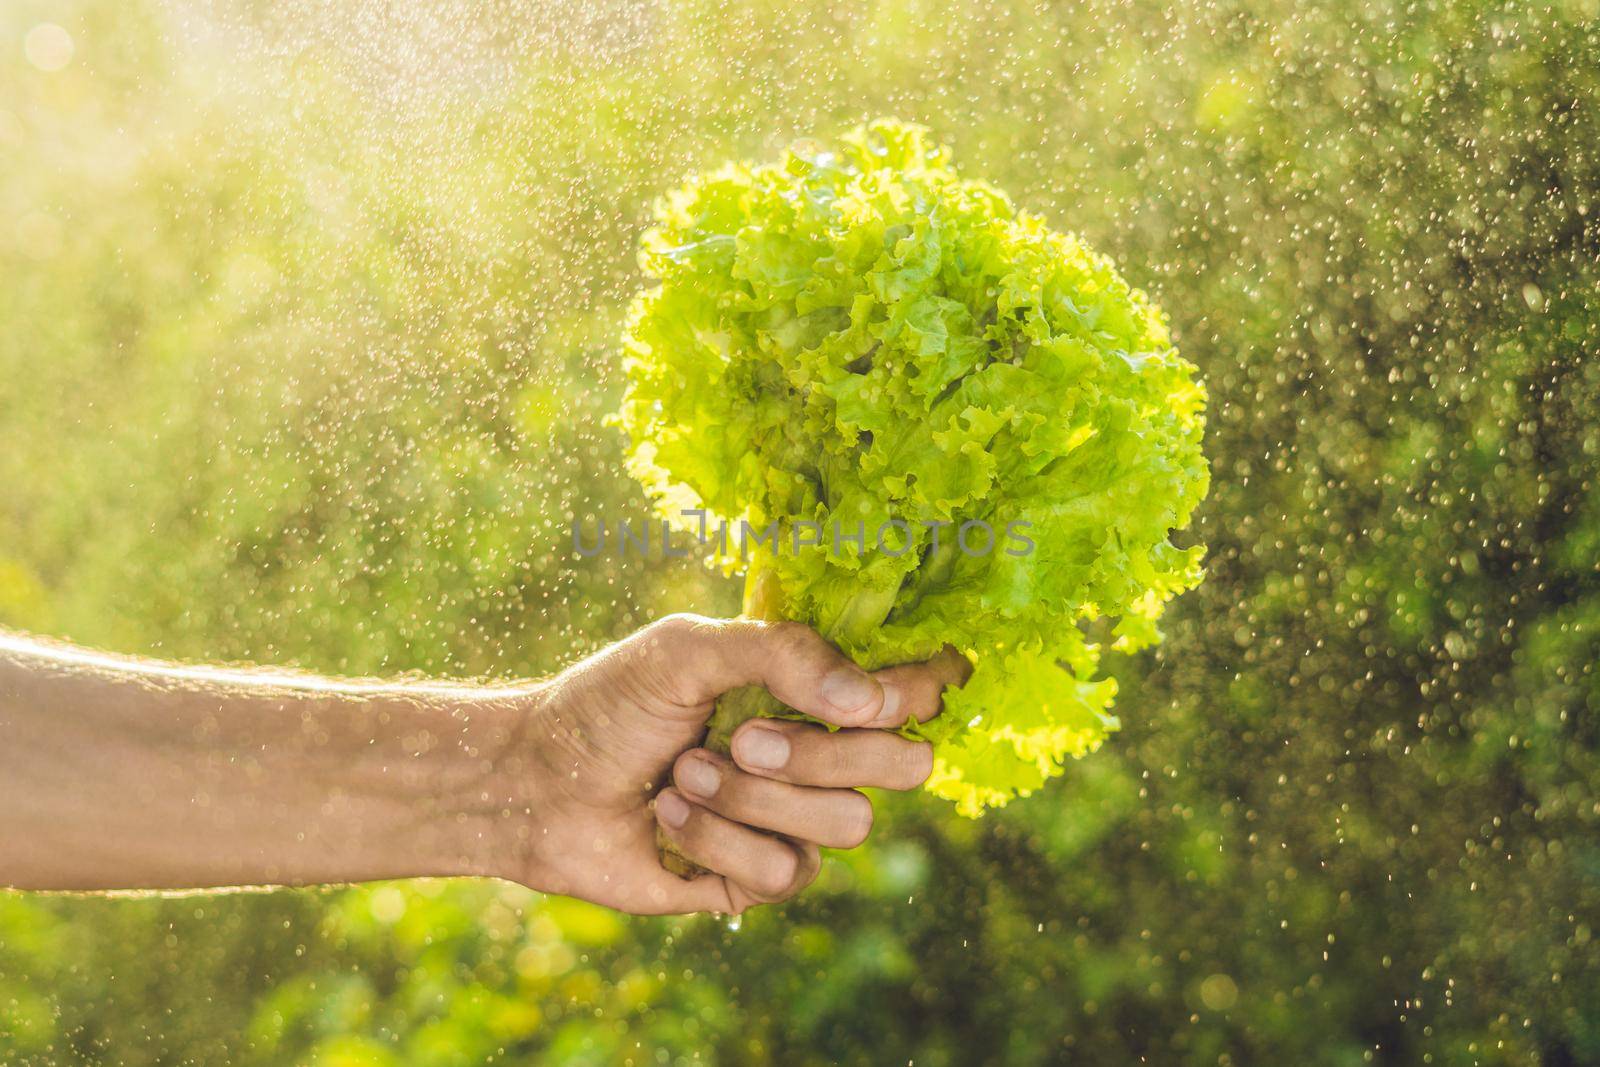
<box><xmin>619</xmin><ymin>120</ymin><xmax>1209</xmax><ymax>815</ymax></box>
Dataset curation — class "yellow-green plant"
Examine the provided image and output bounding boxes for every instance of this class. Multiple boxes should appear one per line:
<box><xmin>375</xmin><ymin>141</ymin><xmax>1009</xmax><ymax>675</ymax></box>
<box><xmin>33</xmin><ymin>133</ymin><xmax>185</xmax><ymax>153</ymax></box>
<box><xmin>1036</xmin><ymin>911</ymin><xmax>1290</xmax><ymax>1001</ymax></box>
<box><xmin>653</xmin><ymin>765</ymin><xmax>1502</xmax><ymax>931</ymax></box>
<box><xmin>620</xmin><ymin>119</ymin><xmax>1209</xmax><ymax>815</ymax></box>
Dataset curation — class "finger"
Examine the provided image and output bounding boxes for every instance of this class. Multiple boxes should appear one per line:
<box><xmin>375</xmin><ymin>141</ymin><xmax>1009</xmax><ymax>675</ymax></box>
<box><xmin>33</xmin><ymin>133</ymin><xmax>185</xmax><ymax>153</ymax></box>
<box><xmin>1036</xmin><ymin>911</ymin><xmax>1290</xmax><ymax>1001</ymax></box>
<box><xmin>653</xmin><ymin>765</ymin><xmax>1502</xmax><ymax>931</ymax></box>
<box><xmin>629</xmin><ymin>867</ymin><xmax>740</xmax><ymax>916</ymax></box>
<box><xmin>533</xmin><ymin>832</ymin><xmax>740</xmax><ymax>917</ymax></box>
<box><xmin>728</xmin><ymin>719</ymin><xmax>934</xmax><ymax>791</ymax></box>
<box><xmin>642</xmin><ymin>614</ymin><xmax>884</xmax><ymax>726</ymax></box>
<box><xmin>654</xmin><ymin>788</ymin><xmax>811</xmax><ymax>901</ymax></box>
<box><xmin>673</xmin><ymin>749</ymin><xmax>874</xmax><ymax>849</ymax></box>
<box><xmin>725</xmin><ymin>841</ymin><xmax>820</xmax><ymax>914</ymax></box>
<box><xmin>864</xmin><ymin>645</ymin><xmax>972</xmax><ymax>728</ymax></box>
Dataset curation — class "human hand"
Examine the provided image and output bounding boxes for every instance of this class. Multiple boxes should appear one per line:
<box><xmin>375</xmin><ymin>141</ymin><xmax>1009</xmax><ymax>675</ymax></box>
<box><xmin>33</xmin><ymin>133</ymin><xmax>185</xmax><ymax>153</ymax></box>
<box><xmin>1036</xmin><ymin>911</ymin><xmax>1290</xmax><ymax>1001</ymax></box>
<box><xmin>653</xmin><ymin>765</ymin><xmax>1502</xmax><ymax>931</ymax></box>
<box><xmin>501</xmin><ymin>615</ymin><xmax>968</xmax><ymax>915</ymax></box>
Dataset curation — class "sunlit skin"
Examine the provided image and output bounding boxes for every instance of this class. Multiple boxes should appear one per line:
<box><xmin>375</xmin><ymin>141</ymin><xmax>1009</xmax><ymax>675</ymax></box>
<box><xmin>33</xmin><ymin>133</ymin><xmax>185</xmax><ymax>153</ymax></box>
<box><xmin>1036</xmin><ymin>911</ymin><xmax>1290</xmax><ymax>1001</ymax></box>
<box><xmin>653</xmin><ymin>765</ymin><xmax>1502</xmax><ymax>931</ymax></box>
<box><xmin>0</xmin><ymin>616</ymin><xmax>966</xmax><ymax>915</ymax></box>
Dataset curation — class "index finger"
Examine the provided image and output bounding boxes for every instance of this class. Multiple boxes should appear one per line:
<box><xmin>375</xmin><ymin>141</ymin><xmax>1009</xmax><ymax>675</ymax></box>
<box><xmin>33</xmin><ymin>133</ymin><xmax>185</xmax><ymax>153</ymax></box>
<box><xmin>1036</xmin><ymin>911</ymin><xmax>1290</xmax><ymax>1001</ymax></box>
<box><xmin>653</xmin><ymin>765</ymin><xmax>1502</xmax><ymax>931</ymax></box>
<box><xmin>862</xmin><ymin>646</ymin><xmax>972</xmax><ymax>728</ymax></box>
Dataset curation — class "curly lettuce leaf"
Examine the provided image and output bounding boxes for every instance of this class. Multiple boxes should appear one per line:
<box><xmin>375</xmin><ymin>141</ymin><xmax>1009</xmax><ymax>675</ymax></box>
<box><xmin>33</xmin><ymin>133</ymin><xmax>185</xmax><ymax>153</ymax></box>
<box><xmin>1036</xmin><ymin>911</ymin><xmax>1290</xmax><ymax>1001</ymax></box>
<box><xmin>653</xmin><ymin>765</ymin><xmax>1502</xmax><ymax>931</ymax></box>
<box><xmin>619</xmin><ymin>120</ymin><xmax>1209</xmax><ymax>815</ymax></box>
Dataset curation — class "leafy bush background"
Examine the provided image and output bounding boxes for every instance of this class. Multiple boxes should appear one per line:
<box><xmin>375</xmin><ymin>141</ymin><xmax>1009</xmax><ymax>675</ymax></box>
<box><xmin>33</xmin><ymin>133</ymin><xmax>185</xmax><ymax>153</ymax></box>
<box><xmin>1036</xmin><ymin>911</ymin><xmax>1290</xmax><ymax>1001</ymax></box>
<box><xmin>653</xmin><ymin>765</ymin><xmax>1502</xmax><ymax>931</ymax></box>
<box><xmin>2</xmin><ymin>0</ymin><xmax>1597</xmax><ymax>1063</ymax></box>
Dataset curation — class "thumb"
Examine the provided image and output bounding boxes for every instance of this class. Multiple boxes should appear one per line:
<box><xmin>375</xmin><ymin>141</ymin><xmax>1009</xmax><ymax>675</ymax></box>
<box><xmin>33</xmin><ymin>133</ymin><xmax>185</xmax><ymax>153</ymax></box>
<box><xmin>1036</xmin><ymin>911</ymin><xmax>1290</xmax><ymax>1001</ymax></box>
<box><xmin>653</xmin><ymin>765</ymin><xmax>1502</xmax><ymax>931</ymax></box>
<box><xmin>640</xmin><ymin>615</ymin><xmax>885</xmax><ymax>727</ymax></box>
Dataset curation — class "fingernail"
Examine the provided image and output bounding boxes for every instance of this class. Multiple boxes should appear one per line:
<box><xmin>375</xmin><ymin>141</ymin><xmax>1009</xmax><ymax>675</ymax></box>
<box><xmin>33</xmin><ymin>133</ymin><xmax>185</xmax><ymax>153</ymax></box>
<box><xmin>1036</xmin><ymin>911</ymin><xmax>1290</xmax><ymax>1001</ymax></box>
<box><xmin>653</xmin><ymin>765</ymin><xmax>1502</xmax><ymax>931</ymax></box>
<box><xmin>820</xmin><ymin>667</ymin><xmax>878</xmax><ymax>716</ymax></box>
<box><xmin>677</xmin><ymin>755</ymin><xmax>721</xmax><ymax>797</ymax></box>
<box><xmin>734</xmin><ymin>725</ymin><xmax>790</xmax><ymax>770</ymax></box>
<box><xmin>873</xmin><ymin>681</ymin><xmax>901</xmax><ymax>725</ymax></box>
<box><xmin>655</xmin><ymin>790</ymin><xmax>690</xmax><ymax>828</ymax></box>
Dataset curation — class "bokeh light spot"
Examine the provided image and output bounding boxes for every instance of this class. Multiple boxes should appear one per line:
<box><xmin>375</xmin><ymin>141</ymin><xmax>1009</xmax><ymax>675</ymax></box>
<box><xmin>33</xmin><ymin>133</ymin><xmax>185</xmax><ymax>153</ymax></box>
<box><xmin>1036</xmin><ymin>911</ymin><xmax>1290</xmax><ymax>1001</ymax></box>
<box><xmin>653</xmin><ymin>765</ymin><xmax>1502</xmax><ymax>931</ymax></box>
<box><xmin>1200</xmin><ymin>973</ymin><xmax>1239</xmax><ymax>1011</ymax></box>
<box><xmin>23</xmin><ymin>24</ymin><xmax>75</xmax><ymax>72</ymax></box>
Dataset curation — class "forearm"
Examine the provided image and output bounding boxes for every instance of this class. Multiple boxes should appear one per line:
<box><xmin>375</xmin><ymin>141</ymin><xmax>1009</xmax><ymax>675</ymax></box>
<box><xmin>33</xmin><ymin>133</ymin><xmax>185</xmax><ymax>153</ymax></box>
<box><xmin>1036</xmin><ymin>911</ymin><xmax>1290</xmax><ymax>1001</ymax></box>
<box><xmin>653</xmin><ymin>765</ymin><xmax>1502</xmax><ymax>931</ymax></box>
<box><xmin>0</xmin><ymin>632</ymin><xmax>533</xmax><ymax>891</ymax></box>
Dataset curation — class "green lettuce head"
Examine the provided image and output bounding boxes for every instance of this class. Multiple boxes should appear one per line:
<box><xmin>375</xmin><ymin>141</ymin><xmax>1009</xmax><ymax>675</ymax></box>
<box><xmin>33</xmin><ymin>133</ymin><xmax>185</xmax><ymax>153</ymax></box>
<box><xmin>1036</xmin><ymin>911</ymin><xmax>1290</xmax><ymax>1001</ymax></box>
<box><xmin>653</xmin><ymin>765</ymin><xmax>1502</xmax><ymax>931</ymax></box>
<box><xmin>620</xmin><ymin>120</ymin><xmax>1209</xmax><ymax>816</ymax></box>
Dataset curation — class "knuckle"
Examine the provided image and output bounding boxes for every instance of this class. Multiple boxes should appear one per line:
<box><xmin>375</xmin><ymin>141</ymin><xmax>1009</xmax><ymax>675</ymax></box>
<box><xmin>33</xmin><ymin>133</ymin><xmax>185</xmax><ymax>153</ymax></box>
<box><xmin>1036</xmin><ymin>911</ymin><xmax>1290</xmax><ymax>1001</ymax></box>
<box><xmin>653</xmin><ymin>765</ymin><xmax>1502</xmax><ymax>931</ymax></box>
<box><xmin>646</xmin><ymin>613</ymin><xmax>711</xmax><ymax>651</ymax></box>
<box><xmin>766</xmin><ymin>620</ymin><xmax>821</xmax><ymax>661</ymax></box>
<box><xmin>640</xmin><ymin>615</ymin><xmax>725</xmax><ymax>706</ymax></box>
<box><xmin>754</xmin><ymin>848</ymin><xmax>800</xmax><ymax>898</ymax></box>
<box><xmin>792</xmin><ymin>843</ymin><xmax>822</xmax><ymax>889</ymax></box>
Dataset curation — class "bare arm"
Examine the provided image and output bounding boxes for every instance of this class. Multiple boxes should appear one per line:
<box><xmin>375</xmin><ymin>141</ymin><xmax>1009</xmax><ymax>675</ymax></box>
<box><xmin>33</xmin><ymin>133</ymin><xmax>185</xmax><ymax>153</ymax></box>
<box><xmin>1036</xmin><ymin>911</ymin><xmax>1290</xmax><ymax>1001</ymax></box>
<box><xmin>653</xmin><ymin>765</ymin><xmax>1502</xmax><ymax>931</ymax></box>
<box><xmin>0</xmin><ymin>631</ymin><xmax>521</xmax><ymax>890</ymax></box>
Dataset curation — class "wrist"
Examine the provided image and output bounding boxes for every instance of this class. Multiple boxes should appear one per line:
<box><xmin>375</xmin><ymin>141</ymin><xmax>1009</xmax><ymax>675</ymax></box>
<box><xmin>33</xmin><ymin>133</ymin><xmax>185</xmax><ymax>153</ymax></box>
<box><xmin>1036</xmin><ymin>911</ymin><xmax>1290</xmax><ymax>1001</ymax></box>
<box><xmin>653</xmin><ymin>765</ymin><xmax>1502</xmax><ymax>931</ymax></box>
<box><xmin>429</xmin><ymin>682</ymin><xmax>554</xmax><ymax>887</ymax></box>
<box><xmin>342</xmin><ymin>683</ymin><xmax>540</xmax><ymax>885</ymax></box>
<box><xmin>479</xmin><ymin>677</ymin><xmax>589</xmax><ymax>895</ymax></box>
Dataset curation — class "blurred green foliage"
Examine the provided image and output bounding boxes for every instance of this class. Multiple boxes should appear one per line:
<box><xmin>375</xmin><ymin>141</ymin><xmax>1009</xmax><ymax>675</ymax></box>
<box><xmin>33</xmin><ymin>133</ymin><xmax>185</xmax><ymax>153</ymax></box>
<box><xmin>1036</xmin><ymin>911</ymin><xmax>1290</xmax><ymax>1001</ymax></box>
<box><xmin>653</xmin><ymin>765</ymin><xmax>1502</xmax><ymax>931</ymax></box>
<box><xmin>2</xmin><ymin>0</ymin><xmax>1598</xmax><ymax>1063</ymax></box>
